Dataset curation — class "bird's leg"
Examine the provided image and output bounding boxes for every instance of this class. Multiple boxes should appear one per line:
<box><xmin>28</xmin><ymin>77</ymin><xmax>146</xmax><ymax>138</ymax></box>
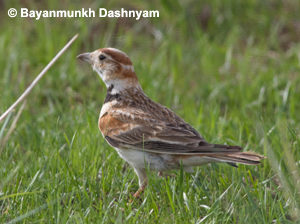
<box><xmin>133</xmin><ymin>168</ymin><xmax>147</xmax><ymax>198</ymax></box>
<box><xmin>133</xmin><ymin>183</ymin><xmax>147</xmax><ymax>198</ymax></box>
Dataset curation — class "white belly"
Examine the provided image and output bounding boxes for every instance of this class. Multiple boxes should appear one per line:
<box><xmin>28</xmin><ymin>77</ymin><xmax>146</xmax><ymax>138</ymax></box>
<box><xmin>114</xmin><ymin>148</ymin><xmax>174</xmax><ymax>171</ymax></box>
<box><xmin>114</xmin><ymin>148</ymin><xmax>214</xmax><ymax>172</ymax></box>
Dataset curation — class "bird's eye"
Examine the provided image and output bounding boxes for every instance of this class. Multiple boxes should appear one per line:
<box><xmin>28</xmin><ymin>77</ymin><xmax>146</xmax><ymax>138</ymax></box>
<box><xmin>99</xmin><ymin>54</ymin><xmax>106</xmax><ymax>61</ymax></box>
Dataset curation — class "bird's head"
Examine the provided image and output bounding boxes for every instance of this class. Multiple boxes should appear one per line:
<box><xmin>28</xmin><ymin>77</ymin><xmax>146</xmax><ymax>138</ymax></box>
<box><xmin>77</xmin><ymin>48</ymin><xmax>140</xmax><ymax>92</ymax></box>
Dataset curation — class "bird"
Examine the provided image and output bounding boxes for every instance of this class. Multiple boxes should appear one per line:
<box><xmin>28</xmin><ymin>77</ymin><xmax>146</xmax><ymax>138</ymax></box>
<box><xmin>77</xmin><ymin>47</ymin><xmax>265</xmax><ymax>198</ymax></box>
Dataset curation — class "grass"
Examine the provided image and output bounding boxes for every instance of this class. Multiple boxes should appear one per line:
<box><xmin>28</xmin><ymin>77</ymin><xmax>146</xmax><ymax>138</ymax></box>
<box><xmin>1</xmin><ymin>0</ymin><xmax>300</xmax><ymax>223</ymax></box>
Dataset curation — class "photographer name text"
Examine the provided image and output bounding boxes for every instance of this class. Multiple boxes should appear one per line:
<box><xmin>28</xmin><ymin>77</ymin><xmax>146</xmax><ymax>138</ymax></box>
<box><xmin>8</xmin><ymin>8</ymin><xmax>160</xmax><ymax>20</ymax></box>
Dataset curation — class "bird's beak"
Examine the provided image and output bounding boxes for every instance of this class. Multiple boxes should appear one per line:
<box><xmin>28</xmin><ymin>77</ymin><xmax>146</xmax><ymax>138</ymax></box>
<box><xmin>77</xmin><ymin>52</ymin><xmax>92</xmax><ymax>64</ymax></box>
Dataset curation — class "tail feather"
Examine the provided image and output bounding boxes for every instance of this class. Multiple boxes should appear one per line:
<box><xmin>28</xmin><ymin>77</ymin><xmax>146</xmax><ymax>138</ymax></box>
<box><xmin>201</xmin><ymin>143</ymin><xmax>265</xmax><ymax>165</ymax></box>
<box><xmin>212</xmin><ymin>151</ymin><xmax>265</xmax><ymax>165</ymax></box>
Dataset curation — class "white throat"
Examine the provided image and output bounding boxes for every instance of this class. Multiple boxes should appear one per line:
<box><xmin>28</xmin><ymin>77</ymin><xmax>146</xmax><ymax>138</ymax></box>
<box><xmin>94</xmin><ymin>66</ymin><xmax>140</xmax><ymax>94</ymax></box>
<box><xmin>93</xmin><ymin>64</ymin><xmax>109</xmax><ymax>85</ymax></box>
<box><xmin>106</xmin><ymin>79</ymin><xmax>135</xmax><ymax>94</ymax></box>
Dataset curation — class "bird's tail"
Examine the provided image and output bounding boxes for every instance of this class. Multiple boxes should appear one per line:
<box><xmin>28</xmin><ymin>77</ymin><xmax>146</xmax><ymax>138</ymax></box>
<box><xmin>179</xmin><ymin>143</ymin><xmax>265</xmax><ymax>167</ymax></box>
<box><xmin>210</xmin><ymin>151</ymin><xmax>265</xmax><ymax>165</ymax></box>
<box><xmin>197</xmin><ymin>143</ymin><xmax>265</xmax><ymax>165</ymax></box>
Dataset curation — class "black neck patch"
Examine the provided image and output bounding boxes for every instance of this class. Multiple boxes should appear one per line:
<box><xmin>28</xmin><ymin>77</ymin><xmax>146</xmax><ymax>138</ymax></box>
<box><xmin>104</xmin><ymin>84</ymin><xmax>121</xmax><ymax>103</ymax></box>
<box><xmin>107</xmin><ymin>84</ymin><xmax>114</xmax><ymax>93</ymax></box>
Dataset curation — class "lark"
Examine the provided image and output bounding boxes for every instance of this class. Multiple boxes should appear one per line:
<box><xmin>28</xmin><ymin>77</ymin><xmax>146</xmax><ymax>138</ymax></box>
<box><xmin>77</xmin><ymin>48</ymin><xmax>264</xmax><ymax>197</ymax></box>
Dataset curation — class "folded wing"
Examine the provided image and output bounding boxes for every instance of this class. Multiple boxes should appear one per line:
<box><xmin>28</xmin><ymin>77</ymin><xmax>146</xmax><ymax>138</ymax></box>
<box><xmin>103</xmin><ymin>109</ymin><xmax>242</xmax><ymax>155</ymax></box>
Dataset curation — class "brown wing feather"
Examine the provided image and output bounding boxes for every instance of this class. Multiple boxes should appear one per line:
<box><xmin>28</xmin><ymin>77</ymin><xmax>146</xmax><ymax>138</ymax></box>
<box><xmin>101</xmin><ymin>107</ymin><xmax>242</xmax><ymax>155</ymax></box>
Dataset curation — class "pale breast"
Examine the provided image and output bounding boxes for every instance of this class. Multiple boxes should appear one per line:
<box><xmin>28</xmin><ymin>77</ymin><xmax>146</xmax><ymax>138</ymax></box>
<box><xmin>100</xmin><ymin>100</ymin><xmax>117</xmax><ymax>118</ymax></box>
<box><xmin>98</xmin><ymin>100</ymin><xmax>119</xmax><ymax>136</ymax></box>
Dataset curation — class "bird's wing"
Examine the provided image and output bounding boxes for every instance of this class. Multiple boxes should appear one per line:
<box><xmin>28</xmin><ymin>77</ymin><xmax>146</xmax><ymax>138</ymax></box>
<box><xmin>101</xmin><ymin>108</ymin><xmax>241</xmax><ymax>155</ymax></box>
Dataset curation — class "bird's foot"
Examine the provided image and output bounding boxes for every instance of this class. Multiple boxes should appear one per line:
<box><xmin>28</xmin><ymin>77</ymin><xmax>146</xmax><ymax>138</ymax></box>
<box><xmin>133</xmin><ymin>184</ymin><xmax>146</xmax><ymax>198</ymax></box>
